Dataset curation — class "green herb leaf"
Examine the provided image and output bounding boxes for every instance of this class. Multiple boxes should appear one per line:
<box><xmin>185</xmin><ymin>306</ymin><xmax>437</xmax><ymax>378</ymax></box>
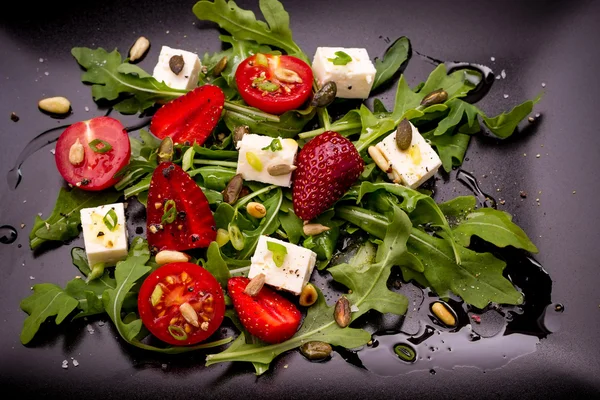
<box><xmin>423</xmin><ymin>130</ymin><xmax>471</xmax><ymax>172</ymax></box>
<box><xmin>29</xmin><ymin>187</ymin><xmax>121</xmax><ymax>250</ymax></box>
<box><xmin>328</xmin><ymin>51</ymin><xmax>353</xmax><ymax>66</ymax></box>
<box><xmin>352</xmin><ymin>105</ymin><xmax>396</xmax><ymax>153</ymax></box>
<box><xmin>204</xmin><ymin>241</ymin><xmax>232</xmax><ymax>288</ymax></box>
<box><xmin>71</xmin><ymin>47</ymin><xmax>186</xmax><ymax>114</ymax></box>
<box><xmin>278</xmin><ymin>209</ymin><xmax>304</xmax><ymax>244</ymax></box>
<box><xmin>452</xmin><ymin>208</ymin><xmax>538</xmax><ymax>253</ymax></box>
<box><xmin>224</xmin><ymin>106</ymin><xmax>315</xmax><ymax>138</ymax></box>
<box><xmin>19</xmin><ymin>284</ymin><xmax>79</xmax><ymax>344</ymax></box>
<box><xmin>266</xmin><ymin>240</ymin><xmax>287</xmax><ymax>267</ymax></box>
<box><xmin>88</xmin><ymin>138</ymin><xmax>113</xmax><ymax>153</ymax></box>
<box><xmin>192</xmin><ymin>0</ymin><xmax>308</xmax><ymax>62</ymax></box>
<box><xmin>371</xmin><ymin>37</ymin><xmax>411</xmax><ymax>92</ymax></box>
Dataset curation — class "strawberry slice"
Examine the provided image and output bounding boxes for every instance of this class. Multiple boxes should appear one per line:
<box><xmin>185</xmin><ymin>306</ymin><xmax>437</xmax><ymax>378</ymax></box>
<box><xmin>150</xmin><ymin>85</ymin><xmax>225</xmax><ymax>145</ymax></box>
<box><xmin>292</xmin><ymin>131</ymin><xmax>364</xmax><ymax>221</ymax></box>
<box><xmin>228</xmin><ymin>277</ymin><xmax>301</xmax><ymax>344</ymax></box>
<box><xmin>147</xmin><ymin>162</ymin><xmax>216</xmax><ymax>252</ymax></box>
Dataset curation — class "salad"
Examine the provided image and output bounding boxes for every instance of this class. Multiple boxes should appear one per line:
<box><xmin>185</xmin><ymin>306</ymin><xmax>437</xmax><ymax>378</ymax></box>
<box><xmin>19</xmin><ymin>0</ymin><xmax>543</xmax><ymax>375</ymax></box>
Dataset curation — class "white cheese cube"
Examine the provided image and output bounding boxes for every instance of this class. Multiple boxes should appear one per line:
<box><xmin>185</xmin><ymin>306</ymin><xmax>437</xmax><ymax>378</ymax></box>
<box><xmin>248</xmin><ymin>235</ymin><xmax>317</xmax><ymax>296</ymax></box>
<box><xmin>376</xmin><ymin>122</ymin><xmax>442</xmax><ymax>189</ymax></box>
<box><xmin>312</xmin><ymin>47</ymin><xmax>377</xmax><ymax>99</ymax></box>
<box><xmin>236</xmin><ymin>134</ymin><xmax>299</xmax><ymax>187</ymax></box>
<box><xmin>80</xmin><ymin>203</ymin><xmax>129</xmax><ymax>267</ymax></box>
<box><xmin>152</xmin><ymin>46</ymin><xmax>202</xmax><ymax>90</ymax></box>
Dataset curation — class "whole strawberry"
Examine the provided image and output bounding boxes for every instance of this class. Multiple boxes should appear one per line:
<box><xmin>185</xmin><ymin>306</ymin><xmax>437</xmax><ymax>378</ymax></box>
<box><xmin>293</xmin><ymin>131</ymin><xmax>364</xmax><ymax>221</ymax></box>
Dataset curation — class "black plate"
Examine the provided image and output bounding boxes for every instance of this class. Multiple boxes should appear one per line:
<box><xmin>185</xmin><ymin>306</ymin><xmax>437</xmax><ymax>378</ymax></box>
<box><xmin>1</xmin><ymin>0</ymin><xmax>599</xmax><ymax>398</ymax></box>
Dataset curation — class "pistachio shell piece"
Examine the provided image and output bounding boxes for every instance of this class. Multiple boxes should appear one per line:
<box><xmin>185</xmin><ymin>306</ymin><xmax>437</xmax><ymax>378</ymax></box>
<box><xmin>420</xmin><ymin>89</ymin><xmax>448</xmax><ymax>107</ymax></box>
<box><xmin>395</xmin><ymin>119</ymin><xmax>413</xmax><ymax>151</ymax></box>
<box><xmin>223</xmin><ymin>173</ymin><xmax>244</xmax><ymax>204</ymax></box>
<box><xmin>334</xmin><ymin>296</ymin><xmax>352</xmax><ymax>328</ymax></box>
<box><xmin>299</xmin><ymin>283</ymin><xmax>318</xmax><ymax>307</ymax></box>
<box><xmin>157</xmin><ymin>137</ymin><xmax>174</xmax><ymax>163</ymax></box>
<box><xmin>233</xmin><ymin>125</ymin><xmax>249</xmax><ymax>147</ymax></box>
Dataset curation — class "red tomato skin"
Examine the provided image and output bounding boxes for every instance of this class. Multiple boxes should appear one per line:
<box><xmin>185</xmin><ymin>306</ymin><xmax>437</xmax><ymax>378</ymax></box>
<box><xmin>228</xmin><ymin>277</ymin><xmax>302</xmax><ymax>344</ymax></box>
<box><xmin>235</xmin><ymin>54</ymin><xmax>313</xmax><ymax>115</ymax></box>
<box><xmin>55</xmin><ymin>116</ymin><xmax>130</xmax><ymax>191</ymax></box>
<box><xmin>138</xmin><ymin>262</ymin><xmax>225</xmax><ymax>346</ymax></box>
<box><xmin>146</xmin><ymin>162</ymin><xmax>217</xmax><ymax>252</ymax></box>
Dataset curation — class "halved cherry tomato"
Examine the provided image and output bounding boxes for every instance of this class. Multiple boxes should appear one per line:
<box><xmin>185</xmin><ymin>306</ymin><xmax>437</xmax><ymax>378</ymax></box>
<box><xmin>138</xmin><ymin>262</ymin><xmax>225</xmax><ymax>345</ymax></box>
<box><xmin>54</xmin><ymin>116</ymin><xmax>130</xmax><ymax>191</ymax></box>
<box><xmin>146</xmin><ymin>162</ymin><xmax>217</xmax><ymax>252</ymax></box>
<box><xmin>150</xmin><ymin>85</ymin><xmax>224</xmax><ymax>145</ymax></box>
<box><xmin>228</xmin><ymin>277</ymin><xmax>302</xmax><ymax>344</ymax></box>
<box><xmin>235</xmin><ymin>54</ymin><xmax>313</xmax><ymax>115</ymax></box>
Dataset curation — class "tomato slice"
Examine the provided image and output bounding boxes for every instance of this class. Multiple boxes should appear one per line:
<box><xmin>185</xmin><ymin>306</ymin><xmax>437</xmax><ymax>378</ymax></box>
<box><xmin>228</xmin><ymin>277</ymin><xmax>302</xmax><ymax>344</ymax></box>
<box><xmin>138</xmin><ymin>262</ymin><xmax>225</xmax><ymax>345</ymax></box>
<box><xmin>54</xmin><ymin>116</ymin><xmax>130</xmax><ymax>191</ymax></box>
<box><xmin>235</xmin><ymin>54</ymin><xmax>313</xmax><ymax>115</ymax></box>
<box><xmin>146</xmin><ymin>162</ymin><xmax>217</xmax><ymax>252</ymax></box>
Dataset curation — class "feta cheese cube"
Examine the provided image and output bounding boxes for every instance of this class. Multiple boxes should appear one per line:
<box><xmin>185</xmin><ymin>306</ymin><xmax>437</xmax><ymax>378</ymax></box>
<box><xmin>248</xmin><ymin>235</ymin><xmax>317</xmax><ymax>296</ymax></box>
<box><xmin>376</xmin><ymin>122</ymin><xmax>442</xmax><ymax>188</ymax></box>
<box><xmin>80</xmin><ymin>203</ymin><xmax>129</xmax><ymax>267</ymax></box>
<box><xmin>312</xmin><ymin>47</ymin><xmax>377</xmax><ymax>99</ymax></box>
<box><xmin>236</xmin><ymin>134</ymin><xmax>299</xmax><ymax>187</ymax></box>
<box><xmin>152</xmin><ymin>46</ymin><xmax>202</xmax><ymax>90</ymax></box>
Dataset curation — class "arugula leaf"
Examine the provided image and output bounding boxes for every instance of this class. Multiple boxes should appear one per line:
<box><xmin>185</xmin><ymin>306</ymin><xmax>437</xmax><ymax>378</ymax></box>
<box><xmin>482</xmin><ymin>93</ymin><xmax>542</xmax><ymax>138</ymax></box>
<box><xmin>224</xmin><ymin>106</ymin><xmax>316</xmax><ymax>138</ymax></box>
<box><xmin>418</xmin><ymin>64</ymin><xmax>477</xmax><ymax>100</ymax></box>
<box><xmin>20</xmin><ymin>284</ymin><xmax>79</xmax><ymax>344</ymax></box>
<box><xmin>438</xmin><ymin>196</ymin><xmax>477</xmax><ymax>220</ymax></box>
<box><xmin>452</xmin><ymin>208</ymin><xmax>538</xmax><ymax>253</ymax></box>
<box><xmin>203</xmin><ymin>242</ymin><xmax>232</xmax><ymax>288</ymax></box>
<box><xmin>371</xmin><ymin>36</ymin><xmax>411</xmax><ymax>92</ymax></box>
<box><xmin>71</xmin><ymin>47</ymin><xmax>186</xmax><ymax>114</ymax></box>
<box><xmin>329</xmin><ymin>205</ymin><xmax>411</xmax><ymax>318</ymax></box>
<box><xmin>433</xmin><ymin>98</ymin><xmax>480</xmax><ymax>136</ymax></box>
<box><xmin>352</xmin><ymin>105</ymin><xmax>396</xmax><ymax>152</ymax></box>
<box><xmin>423</xmin><ymin>130</ymin><xmax>471</xmax><ymax>172</ymax></box>
<box><xmin>278</xmin><ymin>209</ymin><xmax>304</xmax><ymax>244</ymax></box>
<box><xmin>29</xmin><ymin>187</ymin><xmax>121</xmax><ymax>250</ymax></box>
<box><xmin>205</xmin><ymin>287</ymin><xmax>370</xmax><ymax>372</ymax></box>
<box><xmin>193</xmin><ymin>0</ymin><xmax>308</xmax><ymax>62</ymax></box>
<box><xmin>408</xmin><ymin>229</ymin><xmax>524</xmax><ymax>308</ymax></box>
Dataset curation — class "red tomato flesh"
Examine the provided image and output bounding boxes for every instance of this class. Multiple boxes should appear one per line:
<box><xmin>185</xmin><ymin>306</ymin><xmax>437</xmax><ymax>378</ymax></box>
<box><xmin>54</xmin><ymin>116</ymin><xmax>130</xmax><ymax>190</ymax></box>
<box><xmin>235</xmin><ymin>54</ymin><xmax>313</xmax><ymax>115</ymax></box>
<box><xmin>138</xmin><ymin>262</ymin><xmax>225</xmax><ymax>346</ymax></box>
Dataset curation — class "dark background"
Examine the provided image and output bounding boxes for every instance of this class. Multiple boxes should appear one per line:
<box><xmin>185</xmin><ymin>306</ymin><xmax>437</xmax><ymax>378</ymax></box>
<box><xmin>1</xmin><ymin>0</ymin><xmax>599</xmax><ymax>398</ymax></box>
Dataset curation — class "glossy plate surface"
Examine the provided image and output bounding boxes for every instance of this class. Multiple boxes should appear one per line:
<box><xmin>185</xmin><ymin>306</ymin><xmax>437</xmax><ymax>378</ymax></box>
<box><xmin>1</xmin><ymin>0</ymin><xmax>599</xmax><ymax>398</ymax></box>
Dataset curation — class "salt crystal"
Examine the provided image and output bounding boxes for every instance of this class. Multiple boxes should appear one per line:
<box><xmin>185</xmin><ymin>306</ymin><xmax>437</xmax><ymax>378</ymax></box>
<box><xmin>350</xmin><ymin>305</ymin><xmax>359</xmax><ymax>313</ymax></box>
<box><xmin>535</xmin><ymin>113</ymin><xmax>541</xmax><ymax>118</ymax></box>
<box><xmin>86</xmin><ymin>324</ymin><xmax>95</xmax><ymax>334</ymax></box>
<box><xmin>161</xmin><ymin>363</ymin><xmax>168</xmax><ymax>370</ymax></box>
<box><xmin>84</xmin><ymin>106</ymin><xmax>90</xmax><ymax>112</ymax></box>
<box><xmin>72</xmin><ymin>359</ymin><xmax>79</xmax><ymax>367</ymax></box>
<box><xmin>98</xmin><ymin>321</ymin><xmax>105</xmax><ymax>327</ymax></box>
<box><xmin>166</xmin><ymin>30</ymin><xmax>170</xmax><ymax>34</ymax></box>
<box><xmin>29</xmin><ymin>276</ymin><xmax>35</xmax><ymax>280</ymax></box>
<box><xmin>44</xmin><ymin>72</ymin><xmax>49</xmax><ymax>76</ymax></box>
<box><xmin>501</xmin><ymin>69</ymin><xmax>506</xmax><ymax>79</ymax></box>
<box><xmin>50</xmin><ymin>148</ymin><xmax>55</xmax><ymax>155</ymax></box>
<box><xmin>503</xmin><ymin>94</ymin><xmax>509</xmax><ymax>99</ymax></box>
<box><xmin>490</xmin><ymin>56</ymin><xmax>496</xmax><ymax>62</ymax></box>
<box><xmin>541</xmin><ymin>82</ymin><xmax>546</xmax><ymax>88</ymax></box>
<box><xmin>39</xmin><ymin>58</ymin><xmax>44</xmax><ymax>63</ymax></box>
<box><xmin>61</xmin><ymin>360</ymin><xmax>69</xmax><ymax>369</ymax></box>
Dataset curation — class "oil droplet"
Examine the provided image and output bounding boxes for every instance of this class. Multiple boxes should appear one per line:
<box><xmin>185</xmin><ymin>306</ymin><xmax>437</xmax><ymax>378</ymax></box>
<box><xmin>456</xmin><ymin>169</ymin><xmax>497</xmax><ymax>208</ymax></box>
<box><xmin>0</xmin><ymin>225</ymin><xmax>18</xmax><ymax>244</ymax></box>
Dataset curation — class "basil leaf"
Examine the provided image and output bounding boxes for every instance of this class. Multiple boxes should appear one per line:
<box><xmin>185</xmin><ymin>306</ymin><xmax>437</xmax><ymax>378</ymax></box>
<box><xmin>371</xmin><ymin>36</ymin><xmax>411</xmax><ymax>92</ymax></box>
<box><xmin>193</xmin><ymin>0</ymin><xmax>308</xmax><ymax>62</ymax></box>
<box><xmin>328</xmin><ymin>51</ymin><xmax>352</xmax><ymax>65</ymax></box>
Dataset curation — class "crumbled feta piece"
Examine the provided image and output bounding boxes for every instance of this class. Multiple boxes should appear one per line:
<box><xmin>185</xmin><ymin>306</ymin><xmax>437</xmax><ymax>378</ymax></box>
<box><xmin>376</xmin><ymin>122</ymin><xmax>442</xmax><ymax>189</ymax></box>
<box><xmin>152</xmin><ymin>46</ymin><xmax>202</xmax><ymax>90</ymax></box>
<box><xmin>248</xmin><ymin>235</ymin><xmax>317</xmax><ymax>296</ymax></box>
<box><xmin>80</xmin><ymin>203</ymin><xmax>129</xmax><ymax>267</ymax></box>
<box><xmin>312</xmin><ymin>47</ymin><xmax>376</xmax><ymax>99</ymax></box>
<box><xmin>236</xmin><ymin>134</ymin><xmax>298</xmax><ymax>187</ymax></box>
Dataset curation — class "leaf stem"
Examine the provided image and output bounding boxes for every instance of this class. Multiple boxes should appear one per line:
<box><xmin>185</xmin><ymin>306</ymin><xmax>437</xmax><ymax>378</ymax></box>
<box><xmin>299</xmin><ymin>122</ymin><xmax>362</xmax><ymax>139</ymax></box>
<box><xmin>193</xmin><ymin>159</ymin><xmax>239</xmax><ymax>168</ymax></box>
<box><xmin>234</xmin><ymin>184</ymin><xmax>278</xmax><ymax>211</ymax></box>
<box><xmin>223</xmin><ymin>102</ymin><xmax>280</xmax><ymax>122</ymax></box>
